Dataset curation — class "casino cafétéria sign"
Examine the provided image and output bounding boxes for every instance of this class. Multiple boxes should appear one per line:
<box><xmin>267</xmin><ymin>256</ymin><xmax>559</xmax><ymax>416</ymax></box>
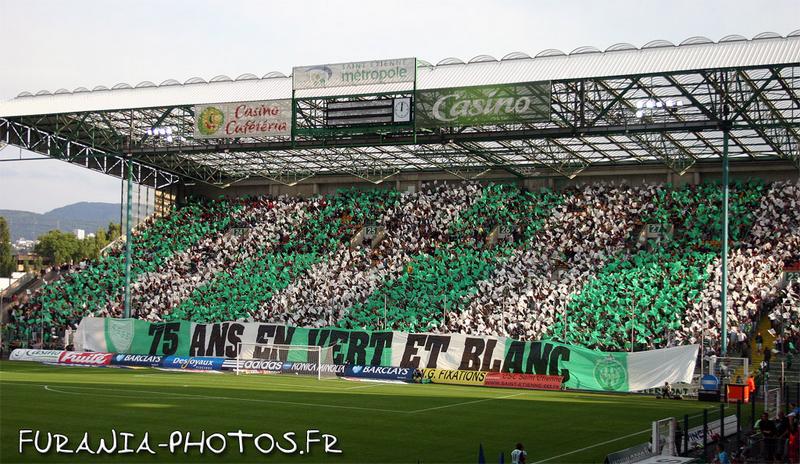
<box><xmin>193</xmin><ymin>100</ymin><xmax>292</xmax><ymax>139</ymax></box>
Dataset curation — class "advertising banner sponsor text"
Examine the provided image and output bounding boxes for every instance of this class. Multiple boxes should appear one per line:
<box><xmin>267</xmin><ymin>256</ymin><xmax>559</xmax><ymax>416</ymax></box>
<box><xmin>161</xmin><ymin>356</ymin><xmax>224</xmax><ymax>371</ymax></box>
<box><xmin>281</xmin><ymin>362</ymin><xmax>345</xmax><ymax>375</ymax></box>
<box><xmin>484</xmin><ymin>372</ymin><xmax>563</xmax><ymax>390</ymax></box>
<box><xmin>605</xmin><ymin>442</ymin><xmax>655</xmax><ymax>464</ymax></box>
<box><xmin>293</xmin><ymin>58</ymin><xmax>415</xmax><ymax>90</ymax></box>
<box><xmin>422</xmin><ymin>368</ymin><xmax>487</xmax><ymax>386</ymax></box>
<box><xmin>193</xmin><ymin>100</ymin><xmax>292</xmax><ymax>139</ymax></box>
<box><xmin>58</xmin><ymin>351</ymin><xmax>113</xmax><ymax>366</ymax></box>
<box><xmin>344</xmin><ymin>365</ymin><xmax>414</xmax><ymax>381</ymax></box>
<box><xmin>415</xmin><ymin>82</ymin><xmax>550</xmax><ymax>128</ymax></box>
<box><xmin>111</xmin><ymin>353</ymin><xmax>163</xmax><ymax>368</ymax></box>
<box><xmin>9</xmin><ymin>349</ymin><xmax>64</xmax><ymax>363</ymax></box>
<box><xmin>686</xmin><ymin>415</ymin><xmax>737</xmax><ymax>449</ymax></box>
<box><xmin>222</xmin><ymin>358</ymin><xmax>283</xmax><ymax>372</ymax></box>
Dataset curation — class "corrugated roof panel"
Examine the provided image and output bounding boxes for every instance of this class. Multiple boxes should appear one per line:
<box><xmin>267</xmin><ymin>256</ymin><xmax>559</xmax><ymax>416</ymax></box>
<box><xmin>293</xmin><ymin>81</ymin><xmax>413</xmax><ymax>98</ymax></box>
<box><xmin>1</xmin><ymin>35</ymin><xmax>797</xmax><ymax>118</ymax></box>
<box><xmin>0</xmin><ymin>78</ymin><xmax>291</xmax><ymax>117</ymax></box>
<box><xmin>417</xmin><ymin>37</ymin><xmax>800</xmax><ymax>89</ymax></box>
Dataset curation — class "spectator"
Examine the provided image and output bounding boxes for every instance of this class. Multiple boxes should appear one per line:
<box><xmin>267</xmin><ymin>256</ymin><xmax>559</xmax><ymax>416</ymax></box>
<box><xmin>776</xmin><ymin>411</ymin><xmax>789</xmax><ymax>462</ymax></box>
<box><xmin>713</xmin><ymin>442</ymin><xmax>730</xmax><ymax>464</ymax></box>
<box><xmin>764</xmin><ymin>347</ymin><xmax>772</xmax><ymax>370</ymax></box>
<box><xmin>788</xmin><ymin>415</ymin><xmax>798</xmax><ymax>464</ymax></box>
<box><xmin>760</xmin><ymin>412</ymin><xmax>777</xmax><ymax>462</ymax></box>
<box><xmin>511</xmin><ymin>443</ymin><xmax>527</xmax><ymax>464</ymax></box>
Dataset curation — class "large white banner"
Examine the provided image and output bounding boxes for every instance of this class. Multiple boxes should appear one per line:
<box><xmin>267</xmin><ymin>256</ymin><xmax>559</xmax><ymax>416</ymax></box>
<box><xmin>292</xmin><ymin>58</ymin><xmax>415</xmax><ymax>90</ymax></box>
<box><xmin>193</xmin><ymin>99</ymin><xmax>292</xmax><ymax>139</ymax></box>
<box><xmin>75</xmin><ymin>318</ymin><xmax>697</xmax><ymax>392</ymax></box>
<box><xmin>627</xmin><ymin>345</ymin><xmax>700</xmax><ymax>391</ymax></box>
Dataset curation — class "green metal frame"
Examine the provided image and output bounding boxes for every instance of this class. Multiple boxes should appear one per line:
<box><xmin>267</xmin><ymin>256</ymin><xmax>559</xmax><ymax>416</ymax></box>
<box><xmin>1</xmin><ymin>65</ymin><xmax>796</xmax><ymax>187</ymax></box>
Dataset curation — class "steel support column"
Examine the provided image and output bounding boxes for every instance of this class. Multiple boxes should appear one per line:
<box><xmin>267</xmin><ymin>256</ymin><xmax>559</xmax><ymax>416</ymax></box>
<box><xmin>721</xmin><ymin>128</ymin><xmax>730</xmax><ymax>356</ymax></box>
<box><xmin>123</xmin><ymin>157</ymin><xmax>133</xmax><ymax>319</ymax></box>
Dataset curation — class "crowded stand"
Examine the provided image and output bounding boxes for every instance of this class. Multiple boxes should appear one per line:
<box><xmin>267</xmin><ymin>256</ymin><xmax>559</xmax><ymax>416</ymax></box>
<box><xmin>5</xmin><ymin>200</ymin><xmax>240</xmax><ymax>342</ymax></box>
<box><xmin>770</xmin><ymin>280</ymin><xmax>800</xmax><ymax>342</ymax></box>
<box><xmin>335</xmin><ymin>184</ymin><xmax>562</xmax><ymax>332</ymax></box>
<box><xmin>256</xmin><ymin>181</ymin><xmax>480</xmax><ymax>327</ymax></box>
<box><xmin>171</xmin><ymin>189</ymin><xmax>400</xmax><ymax>323</ymax></box>
<box><xmin>4</xmin><ymin>179</ymin><xmax>799</xmax><ymax>355</ymax></box>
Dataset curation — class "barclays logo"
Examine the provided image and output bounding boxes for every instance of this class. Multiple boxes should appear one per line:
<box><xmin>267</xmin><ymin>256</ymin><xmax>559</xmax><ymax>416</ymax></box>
<box><xmin>352</xmin><ymin>366</ymin><xmax>363</xmax><ymax>374</ymax></box>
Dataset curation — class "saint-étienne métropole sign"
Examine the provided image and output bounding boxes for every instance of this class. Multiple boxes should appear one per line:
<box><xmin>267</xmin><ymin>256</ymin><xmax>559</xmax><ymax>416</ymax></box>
<box><xmin>415</xmin><ymin>81</ymin><xmax>551</xmax><ymax>128</ymax></box>
<box><xmin>293</xmin><ymin>58</ymin><xmax>416</xmax><ymax>90</ymax></box>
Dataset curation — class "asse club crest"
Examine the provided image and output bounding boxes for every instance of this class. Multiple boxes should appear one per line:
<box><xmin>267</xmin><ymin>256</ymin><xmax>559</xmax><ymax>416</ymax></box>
<box><xmin>196</xmin><ymin>106</ymin><xmax>225</xmax><ymax>136</ymax></box>
<box><xmin>593</xmin><ymin>355</ymin><xmax>626</xmax><ymax>391</ymax></box>
<box><xmin>109</xmin><ymin>319</ymin><xmax>134</xmax><ymax>353</ymax></box>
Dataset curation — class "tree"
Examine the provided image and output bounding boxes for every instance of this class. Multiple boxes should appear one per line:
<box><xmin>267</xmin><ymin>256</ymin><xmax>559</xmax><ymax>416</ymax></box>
<box><xmin>34</xmin><ymin>230</ymin><xmax>80</xmax><ymax>266</ymax></box>
<box><xmin>77</xmin><ymin>235</ymin><xmax>102</xmax><ymax>261</ymax></box>
<box><xmin>0</xmin><ymin>217</ymin><xmax>15</xmax><ymax>277</ymax></box>
<box><xmin>95</xmin><ymin>228</ymin><xmax>108</xmax><ymax>249</ymax></box>
<box><xmin>106</xmin><ymin>222</ymin><xmax>121</xmax><ymax>240</ymax></box>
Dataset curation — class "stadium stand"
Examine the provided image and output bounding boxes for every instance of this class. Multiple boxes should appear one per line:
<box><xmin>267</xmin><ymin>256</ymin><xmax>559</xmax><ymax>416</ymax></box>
<box><xmin>3</xmin><ymin>180</ymin><xmax>799</xmax><ymax>355</ymax></box>
<box><xmin>256</xmin><ymin>181</ymin><xmax>481</xmax><ymax>328</ymax></box>
<box><xmin>770</xmin><ymin>280</ymin><xmax>800</xmax><ymax>340</ymax></box>
<box><xmin>5</xmin><ymin>199</ymin><xmax>240</xmax><ymax>342</ymax></box>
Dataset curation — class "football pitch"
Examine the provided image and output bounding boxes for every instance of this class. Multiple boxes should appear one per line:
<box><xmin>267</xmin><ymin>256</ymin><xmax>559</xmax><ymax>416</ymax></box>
<box><xmin>0</xmin><ymin>361</ymin><xmax>741</xmax><ymax>463</ymax></box>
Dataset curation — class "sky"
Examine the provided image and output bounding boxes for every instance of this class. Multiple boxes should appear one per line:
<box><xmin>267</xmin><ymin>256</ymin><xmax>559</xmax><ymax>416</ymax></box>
<box><xmin>0</xmin><ymin>0</ymin><xmax>798</xmax><ymax>213</ymax></box>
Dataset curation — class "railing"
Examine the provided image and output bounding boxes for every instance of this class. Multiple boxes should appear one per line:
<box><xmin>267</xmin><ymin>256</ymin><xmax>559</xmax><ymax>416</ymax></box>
<box><xmin>99</xmin><ymin>213</ymin><xmax>155</xmax><ymax>257</ymax></box>
<box><xmin>0</xmin><ymin>272</ymin><xmax>36</xmax><ymax>299</ymax></box>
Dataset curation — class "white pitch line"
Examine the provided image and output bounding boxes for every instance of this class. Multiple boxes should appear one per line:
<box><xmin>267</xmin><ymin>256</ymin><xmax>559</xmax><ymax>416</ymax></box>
<box><xmin>134</xmin><ymin>374</ymin><xmax>349</xmax><ymax>392</ymax></box>
<box><xmin>530</xmin><ymin>428</ymin><xmax>650</xmax><ymax>463</ymax></box>
<box><xmin>44</xmin><ymin>385</ymin><xmax>191</xmax><ymax>400</ymax></box>
<box><xmin>42</xmin><ymin>384</ymin><xmax>407</xmax><ymax>414</ymax></box>
<box><xmin>409</xmin><ymin>392</ymin><xmax>525</xmax><ymax>414</ymax></box>
<box><xmin>342</xmin><ymin>383</ymin><xmax>391</xmax><ymax>390</ymax></box>
<box><xmin>530</xmin><ymin>408</ymin><xmax>717</xmax><ymax>463</ymax></box>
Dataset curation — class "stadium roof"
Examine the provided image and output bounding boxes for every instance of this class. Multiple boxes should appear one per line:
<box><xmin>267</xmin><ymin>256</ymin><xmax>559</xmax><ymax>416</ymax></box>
<box><xmin>1</xmin><ymin>30</ymin><xmax>799</xmax><ymax>188</ymax></box>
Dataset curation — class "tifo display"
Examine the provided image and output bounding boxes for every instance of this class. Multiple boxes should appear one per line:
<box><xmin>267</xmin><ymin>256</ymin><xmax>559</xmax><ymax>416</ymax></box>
<box><xmin>7</xmin><ymin>180</ymin><xmax>798</xmax><ymax>359</ymax></box>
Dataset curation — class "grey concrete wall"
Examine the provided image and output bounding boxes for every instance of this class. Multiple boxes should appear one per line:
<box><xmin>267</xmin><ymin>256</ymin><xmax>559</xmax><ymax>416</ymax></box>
<box><xmin>183</xmin><ymin>161</ymin><xmax>799</xmax><ymax>199</ymax></box>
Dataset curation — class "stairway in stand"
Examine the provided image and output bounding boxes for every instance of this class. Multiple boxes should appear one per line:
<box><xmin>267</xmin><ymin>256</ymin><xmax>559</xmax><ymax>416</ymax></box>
<box><xmin>750</xmin><ymin>312</ymin><xmax>777</xmax><ymax>376</ymax></box>
<box><xmin>750</xmin><ymin>311</ymin><xmax>800</xmax><ymax>407</ymax></box>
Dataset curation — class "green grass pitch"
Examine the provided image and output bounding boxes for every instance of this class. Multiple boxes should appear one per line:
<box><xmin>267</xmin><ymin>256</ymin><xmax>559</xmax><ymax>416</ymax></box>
<box><xmin>1</xmin><ymin>361</ymin><xmax>741</xmax><ymax>463</ymax></box>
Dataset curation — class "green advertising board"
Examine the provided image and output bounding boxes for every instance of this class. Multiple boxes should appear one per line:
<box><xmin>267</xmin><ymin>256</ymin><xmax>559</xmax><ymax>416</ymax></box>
<box><xmin>415</xmin><ymin>81</ymin><xmax>551</xmax><ymax>128</ymax></box>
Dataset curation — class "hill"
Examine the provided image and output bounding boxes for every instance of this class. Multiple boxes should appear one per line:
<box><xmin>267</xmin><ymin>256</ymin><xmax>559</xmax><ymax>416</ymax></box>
<box><xmin>0</xmin><ymin>202</ymin><xmax>123</xmax><ymax>241</ymax></box>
